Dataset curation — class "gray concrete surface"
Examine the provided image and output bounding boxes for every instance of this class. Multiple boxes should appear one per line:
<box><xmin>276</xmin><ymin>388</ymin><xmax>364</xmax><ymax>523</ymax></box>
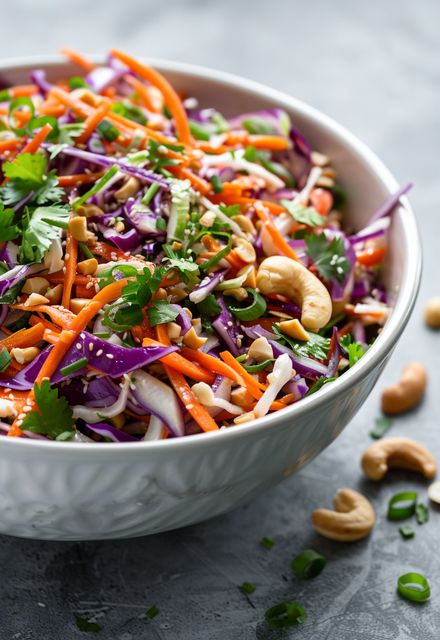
<box><xmin>2</xmin><ymin>0</ymin><xmax>440</xmax><ymax>638</ymax></box>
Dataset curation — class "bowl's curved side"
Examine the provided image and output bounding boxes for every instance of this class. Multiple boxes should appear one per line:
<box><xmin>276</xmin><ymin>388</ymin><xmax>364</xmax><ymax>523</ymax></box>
<box><xmin>0</xmin><ymin>57</ymin><xmax>421</xmax><ymax>539</ymax></box>
<box><xmin>1</xmin><ymin>355</ymin><xmax>389</xmax><ymax>540</ymax></box>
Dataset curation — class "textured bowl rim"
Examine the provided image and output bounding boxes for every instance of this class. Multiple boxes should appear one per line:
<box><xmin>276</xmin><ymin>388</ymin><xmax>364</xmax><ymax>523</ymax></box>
<box><xmin>0</xmin><ymin>55</ymin><xmax>421</xmax><ymax>455</ymax></box>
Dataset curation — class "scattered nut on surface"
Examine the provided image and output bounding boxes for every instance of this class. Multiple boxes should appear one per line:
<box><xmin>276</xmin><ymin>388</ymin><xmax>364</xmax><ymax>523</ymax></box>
<box><xmin>45</xmin><ymin>284</ymin><xmax>63</xmax><ymax>304</ymax></box>
<box><xmin>361</xmin><ymin>437</ymin><xmax>437</xmax><ymax>481</ymax></box>
<box><xmin>70</xmin><ymin>298</ymin><xmax>91</xmax><ymax>314</ymax></box>
<box><xmin>427</xmin><ymin>480</ymin><xmax>440</xmax><ymax>505</ymax></box>
<box><xmin>424</xmin><ymin>297</ymin><xmax>440</xmax><ymax>328</ymax></box>
<box><xmin>311</xmin><ymin>488</ymin><xmax>375</xmax><ymax>542</ymax></box>
<box><xmin>381</xmin><ymin>362</ymin><xmax>427</xmax><ymax>415</ymax></box>
<box><xmin>182</xmin><ymin>327</ymin><xmax>207</xmax><ymax>349</ymax></box>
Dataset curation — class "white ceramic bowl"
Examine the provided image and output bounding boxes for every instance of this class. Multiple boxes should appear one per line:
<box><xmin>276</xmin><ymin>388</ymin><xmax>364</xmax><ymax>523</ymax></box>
<box><xmin>0</xmin><ymin>57</ymin><xmax>420</xmax><ymax>540</ymax></box>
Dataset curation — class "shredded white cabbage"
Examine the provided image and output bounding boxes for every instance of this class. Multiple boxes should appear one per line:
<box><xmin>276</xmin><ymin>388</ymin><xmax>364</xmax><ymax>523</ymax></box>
<box><xmin>254</xmin><ymin>353</ymin><xmax>293</xmax><ymax>418</ymax></box>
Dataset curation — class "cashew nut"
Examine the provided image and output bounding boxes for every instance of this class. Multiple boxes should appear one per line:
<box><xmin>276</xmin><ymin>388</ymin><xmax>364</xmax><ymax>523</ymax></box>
<box><xmin>381</xmin><ymin>362</ymin><xmax>427</xmax><ymax>415</ymax></box>
<box><xmin>311</xmin><ymin>488</ymin><xmax>375</xmax><ymax>542</ymax></box>
<box><xmin>114</xmin><ymin>176</ymin><xmax>141</xmax><ymax>202</ymax></box>
<box><xmin>361</xmin><ymin>437</ymin><xmax>436</xmax><ymax>481</ymax></box>
<box><xmin>256</xmin><ymin>256</ymin><xmax>332</xmax><ymax>331</ymax></box>
<box><xmin>424</xmin><ymin>297</ymin><xmax>440</xmax><ymax>328</ymax></box>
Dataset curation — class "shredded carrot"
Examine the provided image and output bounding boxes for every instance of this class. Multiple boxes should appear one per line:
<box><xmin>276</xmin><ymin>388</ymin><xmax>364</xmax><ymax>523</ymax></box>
<box><xmin>110</xmin><ymin>49</ymin><xmax>193</xmax><ymax>146</ymax></box>
<box><xmin>356</xmin><ymin>247</ymin><xmax>386</xmax><ymax>267</ymax></box>
<box><xmin>254</xmin><ymin>205</ymin><xmax>299</xmax><ymax>261</ymax></box>
<box><xmin>12</xmin><ymin>304</ymin><xmax>76</xmax><ymax>329</ymax></box>
<box><xmin>9</xmin><ymin>84</ymin><xmax>39</xmax><ymax>98</ymax></box>
<box><xmin>210</xmin><ymin>193</ymin><xmax>286</xmax><ymax>216</ymax></box>
<box><xmin>0</xmin><ymin>138</ymin><xmax>22</xmax><ymax>153</ymax></box>
<box><xmin>219</xmin><ymin>351</ymin><xmax>266</xmax><ymax>399</ymax></box>
<box><xmin>60</xmin><ymin>48</ymin><xmax>95</xmax><ymax>72</ymax></box>
<box><xmin>167</xmin><ymin>165</ymin><xmax>210</xmax><ymax>194</ymax></box>
<box><xmin>180</xmin><ymin>347</ymin><xmax>245</xmax><ymax>386</ymax></box>
<box><xmin>57</xmin><ymin>171</ymin><xmax>104</xmax><ymax>187</ymax></box>
<box><xmin>0</xmin><ymin>323</ymin><xmax>45</xmax><ymax>350</ymax></box>
<box><xmin>124</xmin><ymin>75</ymin><xmax>159</xmax><ymax>112</ymax></box>
<box><xmin>61</xmin><ymin>233</ymin><xmax>78</xmax><ymax>309</ymax></box>
<box><xmin>19</xmin><ymin>123</ymin><xmax>53</xmax><ymax>155</ymax></box>
<box><xmin>165</xmin><ymin>365</ymin><xmax>219</xmax><ymax>432</ymax></box>
<box><xmin>247</xmin><ymin>134</ymin><xmax>290</xmax><ymax>151</ymax></box>
<box><xmin>142</xmin><ymin>336</ymin><xmax>214</xmax><ymax>384</ymax></box>
<box><xmin>76</xmin><ymin>102</ymin><xmax>111</xmax><ymax>144</ymax></box>
<box><xmin>38</xmin><ymin>100</ymin><xmax>66</xmax><ymax>118</ymax></box>
<box><xmin>48</xmin><ymin>87</ymin><xmax>92</xmax><ymax>118</ymax></box>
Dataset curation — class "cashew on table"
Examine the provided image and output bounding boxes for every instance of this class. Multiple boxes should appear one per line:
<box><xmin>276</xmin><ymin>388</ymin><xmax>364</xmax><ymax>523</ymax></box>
<box><xmin>256</xmin><ymin>256</ymin><xmax>332</xmax><ymax>332</ymax></box>
<box><xmin>311</xmin><ymin>488</ymin><xmax>376</xmax><ymax>542</ymax></box>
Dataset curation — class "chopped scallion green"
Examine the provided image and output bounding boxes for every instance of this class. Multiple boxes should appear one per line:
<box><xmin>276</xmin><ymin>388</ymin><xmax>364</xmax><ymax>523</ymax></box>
<box><xmin>291</xmin><ymin>549</ymin><xmax>327</xmax><ymax>579</ymax></box>
<box><xmin>397</xmin><ymin>573</ymin><xmax>431</xmax><ymax>603</ymax></box>
<box><xmin>387</xmin><ymin>491</ymin><xmax>418</xmax><ymax>521</ymax></box>
<box><xmin>60</xmin><ymin>357</ymin><xmax>89</xmax><ymax>377</ymax></box>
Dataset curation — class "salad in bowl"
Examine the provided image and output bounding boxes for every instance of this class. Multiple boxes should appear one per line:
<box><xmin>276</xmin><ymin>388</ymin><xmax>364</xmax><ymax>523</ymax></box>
<box><xmin>0</xmin><ymin>48</ymin><xmax>410</xmax><ymax>444</ymax></box>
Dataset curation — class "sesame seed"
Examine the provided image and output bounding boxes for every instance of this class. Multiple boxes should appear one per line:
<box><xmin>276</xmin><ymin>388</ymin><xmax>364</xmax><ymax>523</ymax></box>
<box><xmin>129</xmin><ymin>383</ymin><xmax>136</xmax><ymax>391</ymax></box>
<box><xmin>76</xmin><ymin>343</ymin><xmax>82</xmax><ymax>350</ymax></box>
<box><xmin>16</xmin><ymin>420</ymin><xmax>23</xmax><ymax>427</ymax></box>
<box><xmin>106</xmin><ymin>354</ymin><xmax>114</xmax><ymax>360</ymax></box>
<box><xmin>17</xmin><ymin>413</ymin><xmax>25</xmax><ymax>420</ymax></box>
<box><xmin>86</xmin><ymin>281</ymin><xmax>94</xmax><ymax>289</ymax></box>
<box><xmin>88</xmin><ymin>343</ymin><xmax>94</xmax><ymax>352</ymax></box>
<box><xmin>187</xmin><ymin>404</ymin><xmax>194</xmax><ymax>410</ymax></box>
<box><xmin>23</xmin><ymin>405</ymin><xmax>32</xmax><ymax>413</ymax></box>
<box><xmin>64</xmin><ymin>253</ymin><xmax>70</xmax><ymax>261</ymax></box>
<box><xmin>96</xmin><ymin>349</ymin><xmax>103</xmax><ymax>357</ymax></box>
<box><xmin>62</xmin><ymin>267</ymin><xmax>66</xmax><ymax>273</ymax></box>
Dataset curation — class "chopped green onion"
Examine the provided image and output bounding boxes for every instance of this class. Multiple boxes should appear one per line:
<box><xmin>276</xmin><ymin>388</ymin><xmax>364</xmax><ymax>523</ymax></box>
<box><xmin>260</xmin><ymin>536</ymin><xmax>274</xmax><ymax>549</ymax></box>
<box><xmin>26</xmin><ymin>115</ymin><xmax>59</xmax><ymax>141</ymax></box>
<box><xmin>370</xmin><ymin>415</ymin><xmax>393</xmax><ymax>439</ymax></box>
<box><xmin>291</xmin><ymin>549</ymin><xmax>327</xmax><ymax>579</ymax></box>
<box><xmin>79</xmin><ymin>242</ymin><xmax>95</xmax><ymax>260</ymax></box>
<box><xmin>397</xmin><ymin>573</ymin><xmax>431</xmax><ymax>603</ymax></box>
<box><xmin>189</xmin><ymin>119</ymin><xmax>211</xmax><ymax>141</ymax></box>
<box><xmin>111</xmin><ymin>101</ymin><xmax>147</xmax><ymax>125</ymax></box>
<box><xmin>240</xmin><ymin>581</ymin><xmax>256</xmax><ymax>594</ymax></box>
<box><xmin>265</xmin><ymin>602</ymin><xmax>306</xmax><ymax>628</ymax></box>
<box><xmin>399</xmin><ymin>525</ymin><xmax>415</xmax><ymax>540</ymax></box>
<box><xmin>56</xmin><ymin>431</ymin><xmax>75</xmax><ymax>441</ymax></box>
<box><xmin>72</xmin><ymin>165</ymin><xmax>119</xmax><ymax>209</ymax></box>
<box><xmin>387</xmin><ymin>491</ymin><xmax>418</xmax><ymax>521</ymax></box>
<box><xmin>142</xmin><ymin>182</ymin><xmax>160</xmax><ymax>206</ymax></box>
<box><xmin>0</xmin><ymin>346</ymin><xmax>11</xmax><ymax>373</ymax></box>
<box><xmin>242</xmin><ymin>117</ymin><xmax>275</xmax><ymax>135</ymax></box>
<box><xmin>0</xmin><ymin>89</ymin><xmax>11</xmax><ymax>102</ymax></box>
<box><xmin>305</xmin><ymin>376</ymin><xmax>337</xmax><ymax>396</ymax></box>
<box><xmin>102</xmin><ymin>302</ymin><xmax>144</xmax><ymax>332</ymax></box>
<box><xmin>60</xmin><ymin>357</ymin><xmax>89</xmax><ymax>377</ymax></box>
<box><xmin>198</xmin><ymin>232</ymin><xmax>232</xmax><ymax>271</ymax></box>
<box><xmin>227</xmin><ymin>288</ymin><xmax>267</xmax><ymax>321</ymax></box>
<box><xmin>236</xmin><ymin>354</ymin><xmax>247</xmax><ymax>363</ymax></box>
<box><xmin>243</xmin><ymin>359</ymin><xmax>275</xmax><ymax>373</ymax></box>
<box><xmin>41</xmin><ymin>218</ymin><xmax>68</xmax><ymax>229</ymax></box>
<box><xmin>210</xmin><ymin>174</ymin><xmax>223</xmax><ymax>194</ymax></box>
<box><xmin>415</xmin><ymin>503</ymin><xmax>429</xmax><ymax>525</ymax></box>
<box><xmin>8</xmin><ymin>97</ymin><xmax>35</xmax><ymax>136</ymax></box>
<box><xmin>97</xmin><ymin>119</ymin><xmax>120</xmax><ymax>142</ymax></box>
<box><xmin>68</xmin><ymin>76</ymin><xmax>89</xmax><ymax>90</ymax></box>
<box><xmin>145</xmin><ymin>606</ymin><xmax>160</xmax><ymax>619</ymax></box>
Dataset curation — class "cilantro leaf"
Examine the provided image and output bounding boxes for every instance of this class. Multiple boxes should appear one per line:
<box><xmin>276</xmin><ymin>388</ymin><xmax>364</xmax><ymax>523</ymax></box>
<box><xmin>281</xmin><ymin>200</ymin><xmax>325</xmax><ymax>227</ymax></box>
<box><xmin>305</xmin><ymin>376</ymin><xmax>337</xmax><ymax>396</ymax></box>
<box><xmin>121</xmin><ymin>266</ymin><xmax>164</xmax><ymax>308</ymax></box>
<box><xmin>20</xmin><ymin>205</ymin><xmax>70</xmax><ymax>263</ymax></box>
<box><xmin>3</xmin><ymin>152</ymin><xmax>47</xmax><ymax>186</ymax></box>
<box><xmin>21</xmin><ymin>380</ymin><xmax>75</xmax><ymax>439</ymax></box>
<box><xmin>0</xmin><ymin>152</ymin><xmax>63</xmax><ymax>206</ymax></box>
<box><xmin>218</xmin><ymin>204</ymin><xmax>241</xmax><ymax>218</ymax></box>
<box><xmin>0</xmin><ymin>204</ymin><xmax>20</xmax><ymax>241</ymax></box>
<box><xmin>75</xmin><ymin>616</ymin><xmax>102</xmax><ymax>633</ymax></box>
<box><xmin>305</xmin><ymin>233</ymin><xmax>350</xmax><ymax>283</ymax></box>
<box><xmin>340</xmin><ymin>334</ymin><xmax>366</xmax><ymax>367</ymax></box>
<box><xmin>197</xmin><ymin>294</ymin><xmax>221</xmax><ymax>317</ymax></box>
<box><xmin>147</xmin><ymin>300</ymin><xmax>180</xmax><ymax>327</ymax></box>
<box><xmin>273</xmin><ymin>324</ymin><xmax>330</xmax><ymax>360</ymax></box>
